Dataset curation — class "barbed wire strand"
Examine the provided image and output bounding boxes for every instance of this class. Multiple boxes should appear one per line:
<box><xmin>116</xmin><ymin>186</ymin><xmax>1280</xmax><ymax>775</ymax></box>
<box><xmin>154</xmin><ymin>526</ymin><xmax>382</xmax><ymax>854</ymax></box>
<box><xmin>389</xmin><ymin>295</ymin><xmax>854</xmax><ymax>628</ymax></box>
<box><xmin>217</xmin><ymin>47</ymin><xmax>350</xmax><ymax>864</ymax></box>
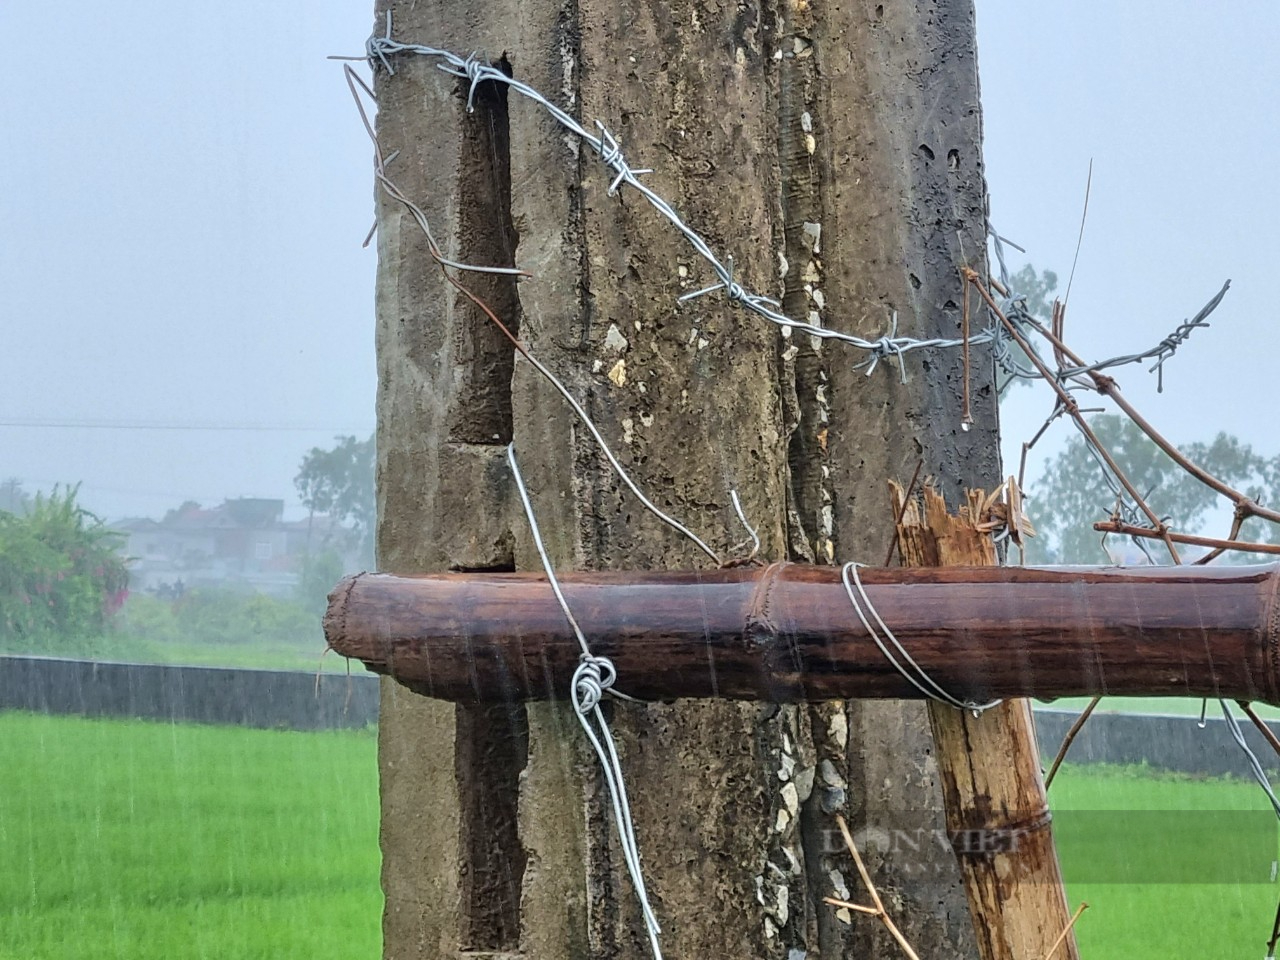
<box><xmin>1021</xmin><ymin>298</ymin><xmax>1280</xmax><ymax>533</ymax></box>
<box><xmin>841</xmin><ymin>562</ymin><xmax>1000</xmax><ymax>715</ymax></box>
<box><xmin>506</xmin><ymin>443</ymin><xmax>665</xmax><ymax>958</ymax></box>
<box><xmin>1052</xmin><ymin>282</ymin><xmax>1230</xmax><ymax>391</ymax></box>
<box><xmin>342</xmin><ymin>62</ymin><xmax>721</xmax><ymax>566</ymax></box>
<box><xmin>364</xmin><ymin>27</ymin><xmax>1247</xmax><ymax>571</ymax></box>
<box><xmin>988</xmin><ymin>263</ymin><xmax>1280</xmax><ymax>807</ymax></box>
<box><xmin>361</xmin><ymin>17</ymin><xmax>1005</xmax><ymax>380</ymax></box>
<box><xmin>361</xmin><ymin>2</ymin><xmax>1280</xmax><ymax>866</ymax></box>
<box><xmin>964</xmin><ymin>271</ymin><xmax>1185</xmax><ymax>563</ymax></box>
<box><xmin>358</xmin><ymin>20</ymin><xmax>1233</xmax><ymax>408</ymax></box>
<box><xmin>1007</xmin><ymin>278</ymin><xmax>1280</xmax><ymax>558</ymax></box>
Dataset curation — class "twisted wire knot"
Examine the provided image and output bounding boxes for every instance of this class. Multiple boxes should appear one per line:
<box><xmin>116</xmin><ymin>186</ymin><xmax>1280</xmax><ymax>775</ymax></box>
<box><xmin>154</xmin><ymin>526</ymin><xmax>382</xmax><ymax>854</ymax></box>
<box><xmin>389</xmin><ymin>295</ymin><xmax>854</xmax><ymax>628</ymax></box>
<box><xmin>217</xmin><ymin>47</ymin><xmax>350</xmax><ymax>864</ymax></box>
<box><xmin>459</xmin><ymin>53</ymin><xmax>488</xmax><ymax>112</ymax></box>
<box><xmin>595</xmin><ymin>122</ymin><xmax>651</xmax><ymax>196</ymax></box>
<box><xmin>862</xmin><ymin>337</ymin><xmax>909</xmax><ymax>383</ymax></box>
<box><xmin>366</xmin><ymin>34</ymin><xmax>396</xmax><ymax>74</ymax></box>
<box><xmin>572</xmin><ymin>655</ymin><xmax>618</xmax><ymax>714</ymax></box>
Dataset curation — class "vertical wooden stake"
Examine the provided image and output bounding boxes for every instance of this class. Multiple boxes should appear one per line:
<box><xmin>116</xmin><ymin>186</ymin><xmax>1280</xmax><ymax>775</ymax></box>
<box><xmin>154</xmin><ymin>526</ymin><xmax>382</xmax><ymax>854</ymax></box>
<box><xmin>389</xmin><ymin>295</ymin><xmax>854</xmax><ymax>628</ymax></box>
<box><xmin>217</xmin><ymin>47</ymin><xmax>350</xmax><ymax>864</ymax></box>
<box><xmin>891</xmin><ymin>481</ymin><xmax>1079</xmax><ymax>960</ymax></box>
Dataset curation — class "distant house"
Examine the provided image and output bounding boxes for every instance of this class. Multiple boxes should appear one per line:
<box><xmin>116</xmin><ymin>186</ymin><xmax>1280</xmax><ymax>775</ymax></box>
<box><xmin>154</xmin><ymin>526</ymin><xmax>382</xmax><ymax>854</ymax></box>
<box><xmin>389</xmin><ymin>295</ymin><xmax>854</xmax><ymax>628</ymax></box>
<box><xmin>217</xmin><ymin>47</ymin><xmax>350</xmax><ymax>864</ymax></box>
<box><xmin>112</xmin><ymin>498</ymin><xmax>357</xmax><ymax>598</ymax></box>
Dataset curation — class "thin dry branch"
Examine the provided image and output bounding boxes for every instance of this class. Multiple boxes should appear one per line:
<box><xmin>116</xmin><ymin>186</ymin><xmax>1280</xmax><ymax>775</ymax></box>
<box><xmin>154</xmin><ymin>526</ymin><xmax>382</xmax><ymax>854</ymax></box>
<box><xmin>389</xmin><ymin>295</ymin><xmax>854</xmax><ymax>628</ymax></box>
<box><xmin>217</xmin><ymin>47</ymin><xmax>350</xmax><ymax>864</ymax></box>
<box><xmin>1193</xmin><ymin>512</ymin><xmax>1247</xmax><ymax>565</ymax></box>
<box><xmin>964</xmin><ymin>268</ymin><xmax>1182</xmax><ymax>562</ymax></box>
<box><xmin>1093</xmin><ymin>520</ymin><xmax>1280</xmax><ymax>557</ymax></box>
<box><xmin>1025</xmin><ymin>312</ymin><xmax>1280</xmax><ymax>528</ymax></box>
<box><xmin>882</xmin><ymin>458</ymin><xmax>924</xmax><ymax>567</ymax></box>
<box><xmin>962</xmin><ymin>270</ymin><xmax>1272</xmax><ymax>795</ymax></box>
<box><xmin>823</xmin><ymin>814</ymin><xmax>922</xmax><ymax>960</ymax></box>
<box><xmin>1042</xmin><ymin>902</ymin><xmax>1089</xmax><ymax>960</ymax></box>
<box><xmin>1236</xmin><ymin>701</ymin><xmax>1280</xmax><ymax>761</ymax></box>
<box><xmin>1043</xmin><ymin>696</ymin><xmax>1100</xmax><ymax>790</ymax></box>
<box><xmin>967</xmin><ymin>265</ymin><xmax>1280</xmax><ymax>825</ymax></box>
<box><xmin>972</xmin><ymin>269</ymin><xmax>1280</xmax><ymax>564</ymax></box>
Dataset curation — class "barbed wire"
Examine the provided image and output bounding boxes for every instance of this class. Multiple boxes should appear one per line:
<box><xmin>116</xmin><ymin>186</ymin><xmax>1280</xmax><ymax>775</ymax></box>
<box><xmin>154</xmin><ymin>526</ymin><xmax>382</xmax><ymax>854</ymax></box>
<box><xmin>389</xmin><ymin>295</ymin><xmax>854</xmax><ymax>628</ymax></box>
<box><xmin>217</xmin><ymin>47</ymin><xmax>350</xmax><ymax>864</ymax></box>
<box><xmin>352</xmin><ymin>14</ymin><xmax>1280</xmax><ymax>672</ymax></box>
<box><xmin>353</xmin><ymin>17</ymin><xmax>1229</xmax><ymax>404</ymax></box>
<box><xmin>1054</xmin><ymin>282</ymin><xmax>1230</xmax><ymax>391</ymax></box>
<box><xmin>972</xmin><ymin>263</ymin><xmax>1280</xmax><ymax>827</ymax></box>
<box><xmin>341</xmin><ymin>62</ymin><xmax>724</xmax><ymax>565</ymax></box>
<box><xmin>359</xmin><ymin>15</ymin><xmax>1005</xmax><ymax>384</ymax></box>
<box><xmin>353</xmin><ymin>13</ymin><xmax>1280</xmax><ymax>690</ymax></box>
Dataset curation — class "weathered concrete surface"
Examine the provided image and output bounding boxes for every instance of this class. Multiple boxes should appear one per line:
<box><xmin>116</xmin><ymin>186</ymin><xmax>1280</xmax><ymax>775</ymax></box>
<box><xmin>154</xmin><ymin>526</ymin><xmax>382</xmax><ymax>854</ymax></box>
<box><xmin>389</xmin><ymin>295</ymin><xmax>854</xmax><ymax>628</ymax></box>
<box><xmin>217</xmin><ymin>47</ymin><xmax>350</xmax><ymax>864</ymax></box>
<box><xmin>802</xmin><ymin>4</ymin><xmax>998</xmax><ymax>956</ymax></box>
<box><xmin>373</xmin><ymin>0</ymin><xmax>997</xmax><ymax>957</ymax></box>
<box><xmin>773</xmin><ymin>1</ymin><xmax>998</xmax><ymax>956</ymax></box>
<box><xmin>371</xmin><ymin>3</ymin><xmax>525</xmax><ymax>957</ymax></box>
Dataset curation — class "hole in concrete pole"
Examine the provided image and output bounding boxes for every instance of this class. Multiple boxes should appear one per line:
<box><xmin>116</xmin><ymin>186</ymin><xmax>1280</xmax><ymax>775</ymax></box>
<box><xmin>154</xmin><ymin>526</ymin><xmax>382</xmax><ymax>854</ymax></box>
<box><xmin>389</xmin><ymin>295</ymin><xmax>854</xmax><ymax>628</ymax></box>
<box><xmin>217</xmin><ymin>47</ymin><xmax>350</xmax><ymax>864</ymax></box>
<box><xmin>447</xmin><ymin>56</ymin><xmax>522</xmax><ymax>446</ymax></box>
<box><xmin>456</xmin><ymin>699</ymin><xmax>529</xmax><ymax>951</ymax></box>
<box><xmin>449</xmin><ymin>57</ymin><xmax>528</xmax><ymax>949</ymax></box>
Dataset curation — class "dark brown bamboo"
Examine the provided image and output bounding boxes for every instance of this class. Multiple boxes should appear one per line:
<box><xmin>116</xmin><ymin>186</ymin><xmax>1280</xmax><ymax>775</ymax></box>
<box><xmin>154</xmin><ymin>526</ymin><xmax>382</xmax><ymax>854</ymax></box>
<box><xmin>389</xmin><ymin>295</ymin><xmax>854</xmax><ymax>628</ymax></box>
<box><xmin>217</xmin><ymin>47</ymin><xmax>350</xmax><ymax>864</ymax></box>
<box><xmin>325</xmin><ymin>562</ymin><xmax>1280</xmax><ymax>705</ymax></box>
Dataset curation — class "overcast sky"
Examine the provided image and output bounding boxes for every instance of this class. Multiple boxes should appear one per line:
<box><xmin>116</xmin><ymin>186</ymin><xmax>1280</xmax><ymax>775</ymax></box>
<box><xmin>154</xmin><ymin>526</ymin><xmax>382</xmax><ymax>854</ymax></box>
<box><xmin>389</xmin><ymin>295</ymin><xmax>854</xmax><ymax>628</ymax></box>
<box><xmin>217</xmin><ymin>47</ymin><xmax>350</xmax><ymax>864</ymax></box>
<box><xmin>979</xmin><ymin>2</ymin><xmax>1279</xmax><ymax>475</ymax></box>
<box><xmin>0</xmin><ymin>3</ymin><xmax>376</xmax><ymax>519</ymax></box>
<box><xmin>1</xmin><ymin>1</ymin><xmax>1275</xmax><ymax>525</ymax></box>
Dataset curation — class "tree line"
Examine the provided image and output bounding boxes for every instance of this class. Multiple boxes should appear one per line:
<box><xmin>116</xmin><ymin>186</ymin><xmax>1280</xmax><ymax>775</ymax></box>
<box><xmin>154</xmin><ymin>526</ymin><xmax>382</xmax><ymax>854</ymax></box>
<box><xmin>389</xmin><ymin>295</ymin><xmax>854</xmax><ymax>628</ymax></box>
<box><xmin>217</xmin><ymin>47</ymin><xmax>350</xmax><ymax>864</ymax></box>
<box><xmin>0</xmin><ymin>436</ymin><xmax>375</xmax><ymax>661</ymax></box>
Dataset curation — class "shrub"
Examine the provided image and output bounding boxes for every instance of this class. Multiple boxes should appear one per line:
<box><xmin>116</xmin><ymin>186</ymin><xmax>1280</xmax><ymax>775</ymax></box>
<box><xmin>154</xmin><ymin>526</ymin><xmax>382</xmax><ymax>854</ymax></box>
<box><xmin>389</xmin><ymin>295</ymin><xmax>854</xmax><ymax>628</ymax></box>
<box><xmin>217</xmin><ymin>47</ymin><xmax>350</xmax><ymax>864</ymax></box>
<box><xmin>0</xmin><ymin>485</ymin><xmax>129</xmax><ymax>653</ymax></box>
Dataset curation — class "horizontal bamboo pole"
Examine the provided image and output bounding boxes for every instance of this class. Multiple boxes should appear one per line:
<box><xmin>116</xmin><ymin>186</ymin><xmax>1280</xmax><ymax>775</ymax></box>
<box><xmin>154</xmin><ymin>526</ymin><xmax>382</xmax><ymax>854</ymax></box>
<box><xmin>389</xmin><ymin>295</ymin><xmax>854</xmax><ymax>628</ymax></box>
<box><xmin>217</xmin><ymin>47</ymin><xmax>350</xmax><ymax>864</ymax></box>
<box><xmin>324</xmin><ymin>563</ymin><xmax>1280</xmax><ymax>705</ymax></box>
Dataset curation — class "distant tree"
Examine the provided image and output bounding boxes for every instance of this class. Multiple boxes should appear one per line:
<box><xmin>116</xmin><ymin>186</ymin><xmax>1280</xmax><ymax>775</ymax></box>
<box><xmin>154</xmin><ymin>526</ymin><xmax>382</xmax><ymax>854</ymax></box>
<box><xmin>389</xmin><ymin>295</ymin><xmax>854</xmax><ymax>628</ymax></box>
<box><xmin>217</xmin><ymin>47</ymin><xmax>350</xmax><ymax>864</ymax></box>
<box><xmin>294</xmin><ymin>434</ymin><xmax>375</xmax><ymax>567</ymax></box>
<box><xmin>163</xmin><ymin>500</ymin><xmax>203</xmax><ymax>523</ymax></box>
<box><xmin>0</xmin><ymin>485</ymin><xmax>129</xmax><ymax>652</ymax></box>
<box><xmin>1006</xmin><ymin>264</ymin><xmax>1058</xmax><ymax>322</ymax></box>
<box><xmin>296</xmin><ymin>548</ymin><xmax>345</xmax><ymax>618</ymax></box>
<box><xmin>1026</xmin><ymin>415</ymin><xmax>1276</xmax><ymax>563</ymax></box>
<box><xmin>172</xmin><ymin>586</ymin><xmax>317</xmax><ymax>647</ymax></box>
<box><xmin>997</xmin><ymin>264</ymin><xmax>1058</xmax><ymax>391</ymax></box>
<box><xmin>0</xmin><ymin>478</ymin><xmax>31</xmax><ymax>516</ymax></box>
<box><xmin>118</xmin><ymin>587</ymin><xmax>321</xmax><ymax>651</ymax></box>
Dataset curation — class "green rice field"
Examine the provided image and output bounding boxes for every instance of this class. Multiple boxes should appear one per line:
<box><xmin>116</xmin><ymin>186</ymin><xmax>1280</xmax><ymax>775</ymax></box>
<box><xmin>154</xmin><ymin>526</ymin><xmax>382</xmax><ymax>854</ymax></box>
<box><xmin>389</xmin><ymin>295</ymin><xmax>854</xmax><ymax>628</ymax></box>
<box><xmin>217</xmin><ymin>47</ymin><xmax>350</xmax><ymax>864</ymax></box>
<box><xmin>0</xmin><ymin>713</ymin><xmax>380</xmax><ymax>960</ymax></box>
<box><xmin>1</xmin><ymin>711</ymin><xmax>1277</xmax><ymax>958</ymax></box>
<box><xmin>1050</xmin><ymin>763</ymin><xmax>1278</xmax><ymax>957</ymax></box>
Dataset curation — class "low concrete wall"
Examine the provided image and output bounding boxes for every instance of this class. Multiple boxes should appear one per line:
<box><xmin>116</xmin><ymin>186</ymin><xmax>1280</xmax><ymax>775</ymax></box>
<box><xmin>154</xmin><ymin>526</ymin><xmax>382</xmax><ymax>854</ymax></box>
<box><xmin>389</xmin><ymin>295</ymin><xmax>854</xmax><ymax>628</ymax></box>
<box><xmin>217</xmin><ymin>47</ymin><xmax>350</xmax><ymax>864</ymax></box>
<box><xmin>0</xmin><ymin>655</ymin><xmax>379</xmax><ymax>730</ymax></box>
<box><xmin>1033</xmin><ymin>707</ymin><xmax>1280</xmax><ymax>779</ymax></box>
<box><xmin>3</xmin><ymin>654</ymin><xmax>1277</xmax><ymax>775</ymax></box>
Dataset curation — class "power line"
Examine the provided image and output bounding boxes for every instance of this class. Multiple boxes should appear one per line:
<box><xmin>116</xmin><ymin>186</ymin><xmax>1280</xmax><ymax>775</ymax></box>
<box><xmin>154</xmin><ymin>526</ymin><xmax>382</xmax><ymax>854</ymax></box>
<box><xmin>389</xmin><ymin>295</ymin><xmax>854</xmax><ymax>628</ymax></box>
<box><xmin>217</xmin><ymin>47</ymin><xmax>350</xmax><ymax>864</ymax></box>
<box><xmin>0</xmin><ymin>418</ymin><xmax>371</xmax><ymax>433</ymax></box>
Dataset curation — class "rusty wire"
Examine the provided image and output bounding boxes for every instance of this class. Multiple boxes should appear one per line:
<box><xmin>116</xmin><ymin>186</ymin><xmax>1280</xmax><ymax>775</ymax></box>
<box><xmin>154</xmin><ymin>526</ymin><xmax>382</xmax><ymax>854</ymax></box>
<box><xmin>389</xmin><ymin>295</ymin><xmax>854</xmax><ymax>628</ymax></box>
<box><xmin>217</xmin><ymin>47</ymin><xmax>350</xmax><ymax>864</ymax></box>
<box><xmin>961</xmin><ymin>267</ymin><xmax>1280</xmax><ymax>797</ymax></box>
<box><xmin>342</xmin><ymin>63</ymin><xmax>723</xmax><ymax>566</ymax></box>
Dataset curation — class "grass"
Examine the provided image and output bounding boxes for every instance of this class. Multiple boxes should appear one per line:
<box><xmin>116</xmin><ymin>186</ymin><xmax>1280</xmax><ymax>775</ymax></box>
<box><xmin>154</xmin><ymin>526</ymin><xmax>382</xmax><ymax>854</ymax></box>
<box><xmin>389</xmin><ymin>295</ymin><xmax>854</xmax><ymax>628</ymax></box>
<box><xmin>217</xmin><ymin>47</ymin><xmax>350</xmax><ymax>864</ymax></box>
<box><xmin>1049</xmin><ymin>762</ymin><xmax>1279</xmax><ymax>958</ymax></box>
<box><xmin>3</xmin><ymin>712</ymin><xmax>1278</xmax><ymax>959</ymax></box>
<box><xmin>0</xmin><ymin>712</ymin><xmax>380</xmax><ymax>960</ymax></box>
<box><xmin>1046</xmin><ymin>695</ymin><xmax>1280</xmax><ymax>721</ymax></box>
<box><xmin>3</xmin><ymin>634</ymin><xmax>356</xmax><ymax>675</ymax></box>
<box><xmin>82</xmin><ymin>634</ymin><xmax>355</xmax><ymax>674</ymax></box>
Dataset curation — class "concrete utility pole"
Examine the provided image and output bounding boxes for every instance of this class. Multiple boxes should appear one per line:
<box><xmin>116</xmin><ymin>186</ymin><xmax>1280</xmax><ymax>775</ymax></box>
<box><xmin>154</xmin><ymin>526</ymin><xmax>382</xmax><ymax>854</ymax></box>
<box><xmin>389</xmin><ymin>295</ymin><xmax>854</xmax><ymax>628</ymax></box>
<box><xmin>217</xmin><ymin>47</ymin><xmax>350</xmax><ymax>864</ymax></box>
<box><xmin>372</xmin><ymin>1</ymin><xmax>1001</xmax><ymax>956</ymax></box>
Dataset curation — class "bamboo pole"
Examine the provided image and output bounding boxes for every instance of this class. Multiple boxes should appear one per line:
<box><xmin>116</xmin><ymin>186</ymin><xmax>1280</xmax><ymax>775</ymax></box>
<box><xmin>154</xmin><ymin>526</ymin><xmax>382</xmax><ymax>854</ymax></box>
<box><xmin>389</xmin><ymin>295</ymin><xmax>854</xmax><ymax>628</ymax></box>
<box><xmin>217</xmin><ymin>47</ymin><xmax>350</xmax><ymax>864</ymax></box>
<box><xmin>893</xmin><ymin>482</ymin><xmax>1079</xmax><ymax>960</ymax></box>
<box><xmin>323</xmin><ymin>560</ymin><xmax>1280</xmax><ymax>705</ymax></box>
